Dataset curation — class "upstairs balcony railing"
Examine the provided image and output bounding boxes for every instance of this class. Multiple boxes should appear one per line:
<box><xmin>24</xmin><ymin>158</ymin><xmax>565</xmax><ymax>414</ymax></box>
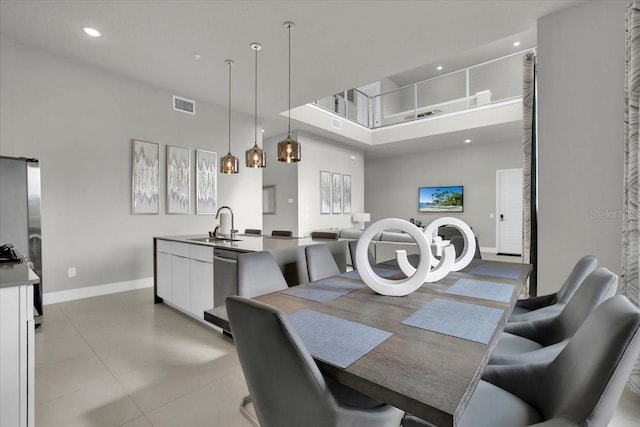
<box><xmin>312</xmin><ymin>49</ymin><xmax>533</xmax><ymax>129</ymax></box>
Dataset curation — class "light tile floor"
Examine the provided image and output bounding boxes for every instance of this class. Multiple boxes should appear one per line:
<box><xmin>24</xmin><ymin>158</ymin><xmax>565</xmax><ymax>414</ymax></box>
<box><xmin>35</xmin><ymin>287</ymin><xmax>639</xmax><ymax>427</ymax></box>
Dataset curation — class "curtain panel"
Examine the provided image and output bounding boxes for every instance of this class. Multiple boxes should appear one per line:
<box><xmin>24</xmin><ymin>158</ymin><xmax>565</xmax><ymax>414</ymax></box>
<box><xmin>522</xmin><ymin>52</ymin><xmax>537</xmax><ymax>298</ymax></box>
<box><xmin>624</xmin><ymin>0</ymin><xmax>640</xmax><ymax>394</ymax></box>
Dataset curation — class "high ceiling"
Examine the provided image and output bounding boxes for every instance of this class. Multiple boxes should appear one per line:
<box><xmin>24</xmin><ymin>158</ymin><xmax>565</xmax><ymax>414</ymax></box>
<box><xmin>0</xmin><ymin>1</ymin><xmax>581</xmax><ymax>140</ymax></box>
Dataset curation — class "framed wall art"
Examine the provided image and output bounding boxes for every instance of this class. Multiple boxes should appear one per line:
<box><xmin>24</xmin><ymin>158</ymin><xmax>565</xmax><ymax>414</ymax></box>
<box><xmin>320</xmin><ymin>170</ymin><xmax>331</xmax><ymax>214</ymax></box>
<box><xmin>166</xmin><ymin>145</ymin><xmax>190</xmax><ymax>214</ymax></box>
<box><xmin>342</xmin><ymin>174</ymin><xmax>351</xmax><ymax>214</ymax></box>
<box><xmin>196</xmin><ymin>150</ymin><xmax>218</xmax><ymax>214</ymax></box>
<box><xmin>131</xmin><ymin>139</ymin><xmax>159</xmax><ymax>214</ymax></box>
<box><xmin>332</xmin><ymin>172</ymin><xmax>342</xmax><ymax>214</ymax></box>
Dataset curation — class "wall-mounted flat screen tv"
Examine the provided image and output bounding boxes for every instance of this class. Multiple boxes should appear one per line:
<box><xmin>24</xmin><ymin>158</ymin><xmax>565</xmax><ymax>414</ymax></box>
<box><xmin>418</xmin><ymin>186</ymin><xmax>464</xmax><ymax>212</ymax></box>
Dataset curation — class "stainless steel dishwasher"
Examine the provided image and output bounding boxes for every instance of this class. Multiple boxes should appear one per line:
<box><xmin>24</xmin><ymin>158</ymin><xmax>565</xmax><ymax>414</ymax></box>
<box><xmin>213</xmin><ymin>248</ymin><xmax>240</xmax><ymax>307</ymax></box>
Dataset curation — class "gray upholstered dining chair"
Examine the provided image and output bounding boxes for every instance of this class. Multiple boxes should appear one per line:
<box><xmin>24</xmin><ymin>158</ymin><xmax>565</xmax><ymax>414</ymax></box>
<box><xmin>403</xmin><ymin>295</ymin><xmax>640</xmax><ymax>427</ymax></box>
<box><xmin>237</xmin><ymin>251</ymin><xmax>288</xmax><ymax>299</ymax></box>
<box><xmin>226</xmin><ymin>296</ymin><xmax>405</xmax><ymax>427</ymax></box>
<box><xmin>305</xmin><ymin>244</ymin><xmax>341</xmax><ymax>281</ymax></box>
<box><xmin>348</xmin><ymin>240</ymin><xmax>376</xmax><ymax>271</ymax></box>
<box><xmin>449</xmin><ymin>235</ymin><xmax>482</xmax><ymax>260</ymax></box>
<box><xmin>489</xmin><ymin>267</ymin><xmax>617</xmax><ymax>365</ymax></box>
<box><xmin>509</xmin><ymin>255</ymin><xmax>598</xmax><ymax>322</ymax></box>
<box><xmin>244</xmin><ymin>228</ymin><xmax>262</xmax><ymax>235</ymax></box>
<box><xmin>272</xmin><ymin>229</ymin><xmax>293</xmax><ymax>237</ymax></box>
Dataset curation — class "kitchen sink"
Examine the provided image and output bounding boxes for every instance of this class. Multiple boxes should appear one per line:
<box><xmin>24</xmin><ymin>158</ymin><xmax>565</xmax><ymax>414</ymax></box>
<box><xmin>189</xmin><ymin>237</ymin><xmax>242</xmax><ymax>243</ymax></box>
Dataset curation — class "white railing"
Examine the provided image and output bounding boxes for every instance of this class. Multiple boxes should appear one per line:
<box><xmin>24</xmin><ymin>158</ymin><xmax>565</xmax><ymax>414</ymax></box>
<box><xmin>312</xmin><ymin>49</ymin><xmax>534</xmax><ymax>129</ymax></box>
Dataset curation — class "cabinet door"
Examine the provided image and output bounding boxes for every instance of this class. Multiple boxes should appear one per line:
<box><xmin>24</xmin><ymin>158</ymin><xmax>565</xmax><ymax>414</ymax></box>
<box><xmin>156</xmin><ymin>252</ymin><xmax>172</xmax><ymax>300</ymax></box>
<box><xmin>190</xmin><ymin>259</ymin><xmax>214</xmax><ymax>320</ymax></box>
<box><xmin>171</xmin><ymin>255</ymin><xmax>191</xmax><ymax>312</ymax></box>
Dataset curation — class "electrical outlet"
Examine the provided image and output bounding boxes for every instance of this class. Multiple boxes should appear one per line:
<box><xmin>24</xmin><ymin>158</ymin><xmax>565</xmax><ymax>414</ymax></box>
<box><xmin>68</xmin><ymin>267</ymin><xmax>77</xmax><ymax>278</ymax></box>
<box><xmin>489</xmin><ymin>213</ymin><xmax>494</xmax><ymax>219</ymax></box>
<box><xmin>288</xmin><ymin>198</ymin><xmax>294</xmax><ymax>204</ymax></box>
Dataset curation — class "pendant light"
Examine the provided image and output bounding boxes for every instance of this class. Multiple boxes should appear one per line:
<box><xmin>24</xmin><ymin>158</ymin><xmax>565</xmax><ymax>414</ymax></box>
<box><xmin>221</xmin><ymin>59</ymin><xmax>239</xmax><ymax>174</ymax></box>
<box><xmin>245</xmin><ymin>43</ymin><xmax>266</xmax><ymax>168</ymax></box>
<box><xmin>277</xmin><ymin>21</ymin><xmax>301</xmax><ymax>163</ymax></box>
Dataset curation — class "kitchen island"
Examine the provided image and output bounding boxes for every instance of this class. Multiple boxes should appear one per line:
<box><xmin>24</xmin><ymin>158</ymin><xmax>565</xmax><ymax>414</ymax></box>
<box><xmin>153</xmin><ymin>234</ymin><xmax>346</xmax><ymax>326</ymax></box>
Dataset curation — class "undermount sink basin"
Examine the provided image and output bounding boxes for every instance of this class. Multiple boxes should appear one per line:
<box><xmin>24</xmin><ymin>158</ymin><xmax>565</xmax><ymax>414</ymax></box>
<box><xmin>190</xmin><ymin>237</ymin><xmax>242</xmax><ymax>243</ymax></box>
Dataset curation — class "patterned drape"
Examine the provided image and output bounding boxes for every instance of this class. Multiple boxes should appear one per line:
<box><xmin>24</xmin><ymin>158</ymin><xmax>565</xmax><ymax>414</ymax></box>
<box><xmin>522</xmin><ymin>52</ymin><xmax>537</xmax><ymax>297</ymax></box>
<box><xmin>624</xmin><ymin>0</ymin><xmax>640</xmax><ymax>394</ymax></box>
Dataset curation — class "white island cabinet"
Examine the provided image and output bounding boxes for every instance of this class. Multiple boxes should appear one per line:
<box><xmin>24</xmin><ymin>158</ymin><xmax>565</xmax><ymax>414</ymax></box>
<box><xmin>0</xmin><ymin>263</ymin><xmax>38</xmax><ymax>427</ymax></box>
<box><xmin>155</xmin><ymin>240</ymin><xmax>214</xmax><ymax>320</ymax></box>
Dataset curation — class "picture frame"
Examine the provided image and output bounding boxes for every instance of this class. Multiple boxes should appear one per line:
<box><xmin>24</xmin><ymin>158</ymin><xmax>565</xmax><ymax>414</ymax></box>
<box><xmin>263</xmin><ymin>185</ymin><xmax>276</xmax><ymax>215</ymax></box>
<box><xmin>342</xmin><ymin>174</ymin><xmax>351</xmax><ymax>214</ymax></box>
<box><xmin>131</xmin><ymin>139</ymin><xmax>159</xmax><ymax>214</ymax></box>
<box><xmin>166</xmin><ymin>145</ymin><xmax>190</xmax><ymax>214</ymax></box>
<box><xmin>320</xmin><ymin>170</ymin><xmax>331</xmax><ymax>214</ymax></box>
<box><xmin>196</xmin><ymin>150</ymin><xmax>218</xmax><ymax>214</ymax></box>
<box><xmin>332</xmin><ymin>172</ymin><xmax>342</xmax><ymax>214</ymax></box>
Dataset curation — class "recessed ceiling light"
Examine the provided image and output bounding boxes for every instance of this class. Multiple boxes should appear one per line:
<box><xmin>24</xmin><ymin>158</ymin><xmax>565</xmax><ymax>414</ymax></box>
<box><xmin>83</xmin><ymin>27</ymin><xmax>101</xmax><ymax>37</ymax></box>
<box><xmin>513</xmin><ymin>41</ymin><xmax>521</xmax><ymax>47</ymax></box>
<box><xmin>436</xmin><ymin>65</ymin><xmax>443</xmax><ymax>71</ymax></box>
<box><xmin>464</xmin><ymin>139</ymin><xmax>471</xmax><ymax>143</ymax></box>
<box><xmin>193</xmin><ymin>54</ymin><xmax>201</xmax><ymax>61</ymax></box>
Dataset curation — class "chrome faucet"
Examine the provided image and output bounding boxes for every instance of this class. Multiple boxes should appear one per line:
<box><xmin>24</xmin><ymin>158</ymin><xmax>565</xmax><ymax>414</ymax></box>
<box><xmin>215</xmin><ymin>206</ymin><xmax>237</xmax><ymax>238</ymax></box>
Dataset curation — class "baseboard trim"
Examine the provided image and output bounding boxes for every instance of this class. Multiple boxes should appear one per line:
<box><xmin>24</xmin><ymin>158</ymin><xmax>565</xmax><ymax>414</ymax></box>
<box><xmin>43</xmin><ymin>277</ymin><xmax>153</xmax><ymax>305</ymax></box>
<box><xmin>480</xmin><ymin>247</ymin><xmax>497</xmax><ymax>254</ymax></box>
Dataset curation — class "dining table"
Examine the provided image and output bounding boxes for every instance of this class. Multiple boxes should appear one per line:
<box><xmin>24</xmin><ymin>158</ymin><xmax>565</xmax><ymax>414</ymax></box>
<box><xmin>206</xmin><ymin>258</ymin><xmax>532</xmax><ymax>427</ymax></box>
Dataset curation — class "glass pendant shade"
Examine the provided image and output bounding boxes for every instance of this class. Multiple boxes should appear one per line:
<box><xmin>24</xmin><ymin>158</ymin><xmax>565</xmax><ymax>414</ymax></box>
<box><xmin>221</xmin><ymin>151</ymin><xmax>239</xmax><ymax>174</ymax></box>
<box><xmin>245</xmin><ymin>143</ymin><xmax>266</xmax><ymax>168</ymax></box>
<box><xmin>276</xmin><ymin>135</ymin><xmax>301</xmax><ymax>163</ymax></box>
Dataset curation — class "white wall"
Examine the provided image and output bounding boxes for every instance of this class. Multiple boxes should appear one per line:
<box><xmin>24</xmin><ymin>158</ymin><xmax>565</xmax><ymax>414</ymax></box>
<box><xmin>365</xmin><ymin>140</ymin><xmax>522</xmax><ymax>248</ymax></box>
<box><xmin>0</xmin><ymin>36</ymin><xmax>262</xmax><ymax>293</ymax></box>
<box><xmin>262</xmin><ymin>134</ymin><xmax>299</xmax><ymax>235</ymax></box>
<box><xmin>537</xmin><ymin>1</ymin><xmax>625</xmax><ymax>295</ymax></box>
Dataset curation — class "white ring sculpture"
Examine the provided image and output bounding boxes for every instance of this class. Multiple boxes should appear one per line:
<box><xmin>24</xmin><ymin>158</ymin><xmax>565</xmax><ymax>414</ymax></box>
<box><xmin>423</xmin><ymin>217</ymin><xmax>476</xmax><ymax>272</ymax></box>
<box><xmin>355</xmin><ymin>218</ymin><xmax>432</xmax><ymax>296</ymax></box>
<box><xmin>356</xmin><ymin>217</ymin><xmax>477</xmax><ymax>296</ymax></box>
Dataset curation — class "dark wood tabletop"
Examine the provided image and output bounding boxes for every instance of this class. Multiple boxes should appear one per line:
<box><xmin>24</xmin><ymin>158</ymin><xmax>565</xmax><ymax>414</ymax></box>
<box><xmin>205</xmin><ymin>258</ymin><xmax>531</xmax><ymax>427</ymax></box>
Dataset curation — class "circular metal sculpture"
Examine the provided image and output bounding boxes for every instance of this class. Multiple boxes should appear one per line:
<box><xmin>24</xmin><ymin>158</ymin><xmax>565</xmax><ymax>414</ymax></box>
<box><xmin>355</xmin><ymin>218</ymin><xmax>432</xmax><ymax>296</ymax></box>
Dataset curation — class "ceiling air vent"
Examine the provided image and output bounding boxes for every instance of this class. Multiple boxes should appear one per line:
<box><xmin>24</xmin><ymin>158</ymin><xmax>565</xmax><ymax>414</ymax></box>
<box><xmin>331</xmin><ymin>118</ymin><xmax>342</xmax><ymax>129</ymax></box>
<box><xmin>173</xmin><ymin>96</ymin><xmax>196</xmax><ymax>115</ymax></box>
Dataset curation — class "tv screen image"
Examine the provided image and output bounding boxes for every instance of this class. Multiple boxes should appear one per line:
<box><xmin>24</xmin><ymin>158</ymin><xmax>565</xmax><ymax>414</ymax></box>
<box><xmin>419</xmin><ymin>186</ymin><xmax>463</xmax><ymax>212</ymax></box>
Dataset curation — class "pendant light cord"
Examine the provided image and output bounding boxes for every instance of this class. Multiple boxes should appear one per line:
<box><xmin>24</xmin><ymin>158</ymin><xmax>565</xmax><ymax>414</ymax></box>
<box><xmin>287</xmin><ymin>23</ymin><xmax>292</xmax><ymax>135</ymax></box>
<box><xmin>228</xmin><ymin>61</ymin><xmax>232</xmax><ymax>154</ymax></box>
<box><xmin>254</xmin><ymin>47</ymin><xmax>258</xmax><ymax>146</ymax></box>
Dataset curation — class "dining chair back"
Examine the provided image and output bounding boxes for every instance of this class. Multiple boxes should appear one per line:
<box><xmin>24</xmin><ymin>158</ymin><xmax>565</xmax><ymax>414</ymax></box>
<box><xmin>405</xmin><ymin>295</ymin><xmax>640</xmax><ymax>427</ymax></box>
<box><xmin>491</xmin><ymin>267</ymin><xmax>618</xmax><ymax>365</ymax></box>
<box><xmin>509</xmin><ymin>255</ymin><xmax>598</xmax><ymax>322</ymax></box>
<box><xmin>237</xmin><ymin>251</ymin><xmax>288</xmax><ymax>299</ymax></box>
<box><xmin>305</xmin><ymin>244</ymin><xmax>341</xmax><ymax>281</ymax></box>
<box><xmin>227</xmin><ymin>296</ymin><xmax>404</xmax><ymax>427</ymax></box>
<box><xmin>244</xmin><ymin>228</ymin><xmax>262</xmax><ymax>235</ymax></box>
<box><xmin>310</xmin><ymin>231</ymin><xmax>338</xmax><ymax>239</ymax></box>
<box><xmin>348</xmin><ymin>240</ymin><xmax>376</xmax><ymax>271</ymax></box>
<box><xmin>272</xmin><ymin>230</ymin><xmax>293</xmax><ymax>237</ymax></box>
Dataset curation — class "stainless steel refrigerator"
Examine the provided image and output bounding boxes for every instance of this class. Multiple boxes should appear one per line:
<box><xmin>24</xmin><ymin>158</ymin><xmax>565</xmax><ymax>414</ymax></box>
<box><xmin>0</xmin><ymin>156</ymin><xmax>43</xmax><ymax>321</ymax></box>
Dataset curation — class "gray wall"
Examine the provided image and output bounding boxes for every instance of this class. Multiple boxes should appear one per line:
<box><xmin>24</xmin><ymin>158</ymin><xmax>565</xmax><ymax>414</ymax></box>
<box><xmin>364</xmin><ymin>140</ymin><xmax>522</xmax><ymax>248</ymax></box>
<box><xmin>0</xmin><ymin>36</ymin><xmax>262</xmax><ymax>293</ymax></box>
<box><xmin>537</xmin><ymin>1</ymin><xmax>626</xmax><ymax>295</ymax></box>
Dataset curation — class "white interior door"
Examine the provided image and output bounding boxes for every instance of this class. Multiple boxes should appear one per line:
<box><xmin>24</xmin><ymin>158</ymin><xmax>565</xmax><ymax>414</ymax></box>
<box><xmin>497</xmin><ymin>168</ymin><xmax>523</xmax><ymax>255</ymax></box>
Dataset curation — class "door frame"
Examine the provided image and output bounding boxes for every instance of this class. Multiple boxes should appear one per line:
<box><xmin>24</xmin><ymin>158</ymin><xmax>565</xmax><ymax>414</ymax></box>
<box><xmin>495</xmin><ymin>168</ymin><xmax>523</xmax><ymax>255</ymax></box>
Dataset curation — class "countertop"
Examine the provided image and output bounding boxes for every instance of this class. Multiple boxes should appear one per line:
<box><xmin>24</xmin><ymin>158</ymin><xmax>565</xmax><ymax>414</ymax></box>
<box><xmin>155</xmin><ymin>234</ymin><xmax>334</xmax><ymax>253</ymax></box>
<box><xmin>0</xmin><ymin>262</ymin><xmax>40</xmax><ymax>289</ymax></box>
